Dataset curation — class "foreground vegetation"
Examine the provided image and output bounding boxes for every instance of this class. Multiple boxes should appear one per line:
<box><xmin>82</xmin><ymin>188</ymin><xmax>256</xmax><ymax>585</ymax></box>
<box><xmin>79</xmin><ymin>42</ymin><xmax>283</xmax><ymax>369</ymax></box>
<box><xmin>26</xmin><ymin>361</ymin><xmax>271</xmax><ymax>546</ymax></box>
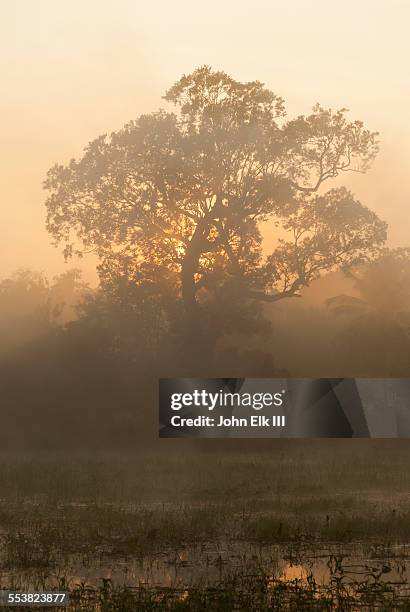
<box><xmin>1</xmin><ymin>445</ymin><xmax>410</xmax><ymax>609</ymax></box>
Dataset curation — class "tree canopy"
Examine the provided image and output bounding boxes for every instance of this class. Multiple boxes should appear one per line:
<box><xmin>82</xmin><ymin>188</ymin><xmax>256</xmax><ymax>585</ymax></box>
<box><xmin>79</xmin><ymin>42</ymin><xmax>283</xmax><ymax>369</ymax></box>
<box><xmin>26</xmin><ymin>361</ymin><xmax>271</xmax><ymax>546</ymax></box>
<box><xmin>45</xmin><ymin>66</ymin><xmax>386</xmax><ymax>328</ymax></box>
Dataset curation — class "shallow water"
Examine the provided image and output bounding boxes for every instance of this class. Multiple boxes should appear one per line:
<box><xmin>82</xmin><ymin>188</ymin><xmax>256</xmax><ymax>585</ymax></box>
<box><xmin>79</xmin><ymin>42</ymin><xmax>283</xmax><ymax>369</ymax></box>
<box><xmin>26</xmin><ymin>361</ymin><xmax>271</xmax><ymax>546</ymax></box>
<box><xmin>2</xmin><ymin>540</ymin><xmax>410</xmax><ymax>596</ymax></box>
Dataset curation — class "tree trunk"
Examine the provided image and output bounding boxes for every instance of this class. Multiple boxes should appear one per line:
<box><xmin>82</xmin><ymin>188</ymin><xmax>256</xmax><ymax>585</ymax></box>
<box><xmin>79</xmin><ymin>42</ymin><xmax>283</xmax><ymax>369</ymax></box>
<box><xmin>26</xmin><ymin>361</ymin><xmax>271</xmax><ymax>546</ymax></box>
<box><xmin>181</xmin><ymin>242</ymin><xmax>202</xmax><ymax>319</ymax></box>
<box><xmin>180</xmin><ymin>218</ymin><xmax>218</xmax><ymax>372</ymax></box>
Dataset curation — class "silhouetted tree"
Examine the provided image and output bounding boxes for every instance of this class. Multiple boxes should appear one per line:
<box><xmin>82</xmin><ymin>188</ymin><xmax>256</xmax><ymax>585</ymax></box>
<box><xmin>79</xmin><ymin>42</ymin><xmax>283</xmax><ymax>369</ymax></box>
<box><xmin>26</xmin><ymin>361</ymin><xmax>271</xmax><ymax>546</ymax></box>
<box><xmin>0</xmin><ymin>270</ymin><xmax>57</xmax><ymax>355</ymax></box>
<box><xmin>44</xmin><ymin>67</ymin><xmax>386</xmax><ymax>360</ymax></box>
<box><xmin>0</xmin><ymin>268</ymin><xmax>89</xmax><ymax>356</ymax></box>
<box><xmin>326</xmin><ymin>249</ymin><xmax>410</xmax><ymax>375</ymax></box>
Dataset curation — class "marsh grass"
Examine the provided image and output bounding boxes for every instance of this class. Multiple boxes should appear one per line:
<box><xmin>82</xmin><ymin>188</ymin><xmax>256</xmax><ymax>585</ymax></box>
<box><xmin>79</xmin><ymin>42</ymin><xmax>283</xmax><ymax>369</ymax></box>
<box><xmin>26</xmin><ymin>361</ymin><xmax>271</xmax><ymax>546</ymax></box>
<box><xmin>1</xmin><ymin>443</ymin><xmax>410</xmax><ymax>504</ymax></box>
<box><xmin>40</xmin><ymin>568</ymin><xmax>410</xmax><ymax>610</ymax></box>
<box><xmin>1</xmin><ymin>446</ymin><xmax>410</xmax><ymax>609</ymax></box>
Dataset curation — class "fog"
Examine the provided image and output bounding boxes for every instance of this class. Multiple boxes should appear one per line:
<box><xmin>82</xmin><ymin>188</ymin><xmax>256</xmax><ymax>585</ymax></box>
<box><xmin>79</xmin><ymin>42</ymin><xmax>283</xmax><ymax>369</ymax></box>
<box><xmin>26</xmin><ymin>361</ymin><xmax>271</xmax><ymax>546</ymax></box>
<box><xmin>1</xmin><ymin>3</ymin><xmax>410</xmax><ymax>451</ymax></box>
<box><xmin>1</xmin><ymin>0</ymin><xmax>409</xmax><ymax>282</ymax></box>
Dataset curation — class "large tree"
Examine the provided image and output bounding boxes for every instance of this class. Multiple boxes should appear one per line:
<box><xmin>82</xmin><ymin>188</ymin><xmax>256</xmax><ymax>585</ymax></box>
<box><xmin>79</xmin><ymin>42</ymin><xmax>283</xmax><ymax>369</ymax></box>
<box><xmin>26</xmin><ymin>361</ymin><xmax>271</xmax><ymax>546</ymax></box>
<box><xmin>45</xmin><ymin>67</ymin><xmax>386</xmax><ymax>346</ymax></box>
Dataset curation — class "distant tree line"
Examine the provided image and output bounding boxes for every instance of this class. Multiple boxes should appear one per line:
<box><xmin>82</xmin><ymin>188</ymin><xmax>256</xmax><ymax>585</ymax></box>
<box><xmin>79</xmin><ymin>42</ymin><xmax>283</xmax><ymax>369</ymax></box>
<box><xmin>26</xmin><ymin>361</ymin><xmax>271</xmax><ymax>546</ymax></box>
<box><xmin>1</xmin><ymin>249</ymin><xmax>409</xmax><ymax>450</ymax></box>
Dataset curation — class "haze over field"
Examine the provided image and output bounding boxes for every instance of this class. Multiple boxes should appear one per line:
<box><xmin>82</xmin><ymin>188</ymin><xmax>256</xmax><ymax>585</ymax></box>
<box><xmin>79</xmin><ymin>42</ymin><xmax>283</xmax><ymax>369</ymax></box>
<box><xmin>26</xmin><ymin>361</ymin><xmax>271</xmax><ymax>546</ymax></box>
<box><xmin>2</xmin><ymin>7</ymin><xmax>410</xmax><ymax>606</ymax></box>
<box><xmin>1</xmin><ymin>0</ymin><xmax>409</xmax><ymax>283</ymax></box>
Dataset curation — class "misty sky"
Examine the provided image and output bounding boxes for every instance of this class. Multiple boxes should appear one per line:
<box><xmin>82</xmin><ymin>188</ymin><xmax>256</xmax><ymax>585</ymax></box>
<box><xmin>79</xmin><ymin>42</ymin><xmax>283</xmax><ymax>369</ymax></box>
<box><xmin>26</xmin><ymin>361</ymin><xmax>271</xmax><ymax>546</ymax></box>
<box><xmin>1</xmin><ymin>0</ymin><xmax>409</xmax><ymax>284</ymax></box>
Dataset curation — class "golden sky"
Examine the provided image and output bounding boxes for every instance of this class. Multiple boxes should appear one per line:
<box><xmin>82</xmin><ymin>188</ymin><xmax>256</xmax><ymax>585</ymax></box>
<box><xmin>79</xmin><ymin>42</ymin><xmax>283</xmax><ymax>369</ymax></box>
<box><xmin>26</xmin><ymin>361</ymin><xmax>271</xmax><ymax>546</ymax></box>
<box><xmin>1</xmin><ymin>0</ymin><xmax>409</xmax><ymax>284</ymax></box>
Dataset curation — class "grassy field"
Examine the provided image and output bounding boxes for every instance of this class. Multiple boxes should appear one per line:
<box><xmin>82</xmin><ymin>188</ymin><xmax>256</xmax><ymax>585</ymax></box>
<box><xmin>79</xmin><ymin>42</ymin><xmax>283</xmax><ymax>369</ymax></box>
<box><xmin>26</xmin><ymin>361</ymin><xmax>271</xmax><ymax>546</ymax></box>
<box><xmin>1</xmin><ymin>443</ymin><xmax>410</xmax><ymax>609</ymax></box>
